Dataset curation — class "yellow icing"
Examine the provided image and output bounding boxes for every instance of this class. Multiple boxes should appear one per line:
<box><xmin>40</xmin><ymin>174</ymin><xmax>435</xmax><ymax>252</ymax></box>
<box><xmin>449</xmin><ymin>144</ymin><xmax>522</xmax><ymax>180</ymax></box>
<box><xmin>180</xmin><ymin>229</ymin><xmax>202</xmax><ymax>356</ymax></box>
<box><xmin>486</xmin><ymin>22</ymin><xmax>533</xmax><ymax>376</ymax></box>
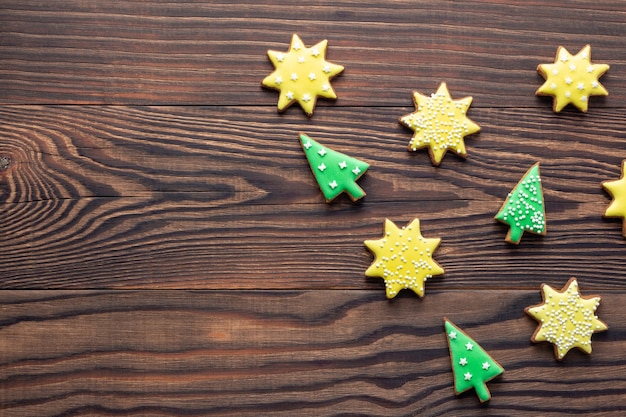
<box><xmin>602</xmin><ymin>160</ymin><xmax>626</xmax><ymax>237</ymax></box>
<box><xmin>262</xmin><ymin>34</ymin><xmax>344</xmax><ymax>116</ymax></box>
<box><xmin>525</xmin><ymin>278</ymin><xmax>607</xmax><ymax>360</ymax></box>
<box><xmin>364</xmin><ymin>218</ymin><xmax>444</xmax><ymax>298</ymax></box>
<box><xmin>536</xmin><ymin>45</ymin><xmax>609</xmax><ymax>112</ymax></box>
<box><xmin>399</xmin><ymin>82</ymin><xmax>480</xmax><ymax>166</ymax></box>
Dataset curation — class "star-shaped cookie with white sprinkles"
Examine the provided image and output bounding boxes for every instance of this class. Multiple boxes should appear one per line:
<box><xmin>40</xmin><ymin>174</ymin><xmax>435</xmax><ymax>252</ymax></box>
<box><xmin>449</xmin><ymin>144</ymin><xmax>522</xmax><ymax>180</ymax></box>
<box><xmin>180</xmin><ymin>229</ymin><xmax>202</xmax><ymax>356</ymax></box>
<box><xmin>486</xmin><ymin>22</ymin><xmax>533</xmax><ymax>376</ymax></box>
<box><xmin>536</xmin><ymin>45</ymin><xmax>609</xmax><ymax>112</ymax></box>
<box><xmin>399</xmin><ymin>82</ymin><xmax>480</xmax><ymax>166</ymax></box>
<box><xmin>525</xmin><ymin>278</ymin><xmax>608</xmax><ymax>360</ymax></box>
<box><xmin>262</xmin><ymin>34</ymin><xmax>344</xmax><ymax>116</ymax></box>
<box><xmin>364</xmin><ymin>218</ymin><xmax>444</xmax><ymax>299</ymax></box>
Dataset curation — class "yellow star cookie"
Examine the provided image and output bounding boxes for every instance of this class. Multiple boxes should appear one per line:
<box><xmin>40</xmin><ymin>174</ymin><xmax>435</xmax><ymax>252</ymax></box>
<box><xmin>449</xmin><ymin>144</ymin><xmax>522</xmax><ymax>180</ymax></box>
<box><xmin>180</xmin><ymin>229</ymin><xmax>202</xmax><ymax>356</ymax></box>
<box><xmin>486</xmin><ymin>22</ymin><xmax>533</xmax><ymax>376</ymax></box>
<box><xmin>602</xmin><ymin>160</ymin><xmax>626</xmax><ymax>237</ymax></box>
<box><xmin>364</xmin><ymin>218</ymin><xmax>444</xmax><ymax>298</ymax></box>
<box><xmin>262</xmin><ymin>34</ymin><xmax>344</xmax><ymax>116</ymax></box>
<box><xmin>399</xmin><ymin>82</ymin><xmax>480</xmax><ymax>166</ymax></box>
<box><xmin>536</xmin><ymin>45</ymin><xmax>609</xmax><ymax>112</ymax></box>
<box><xmin>525</xmin><ymin>278</ymin><xmax>607</xmax><ymax>361</ymax></box>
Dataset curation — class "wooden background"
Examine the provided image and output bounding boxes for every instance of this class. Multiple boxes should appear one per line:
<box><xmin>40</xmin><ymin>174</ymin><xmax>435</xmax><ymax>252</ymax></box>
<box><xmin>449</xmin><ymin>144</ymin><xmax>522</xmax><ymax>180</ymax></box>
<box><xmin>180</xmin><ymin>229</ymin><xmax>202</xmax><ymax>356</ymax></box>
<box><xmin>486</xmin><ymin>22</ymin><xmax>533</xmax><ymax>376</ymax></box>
<box><xmin>1</xmin><ymin>1</ymin><xmax>626</xmax><ymax>415</ymax></box>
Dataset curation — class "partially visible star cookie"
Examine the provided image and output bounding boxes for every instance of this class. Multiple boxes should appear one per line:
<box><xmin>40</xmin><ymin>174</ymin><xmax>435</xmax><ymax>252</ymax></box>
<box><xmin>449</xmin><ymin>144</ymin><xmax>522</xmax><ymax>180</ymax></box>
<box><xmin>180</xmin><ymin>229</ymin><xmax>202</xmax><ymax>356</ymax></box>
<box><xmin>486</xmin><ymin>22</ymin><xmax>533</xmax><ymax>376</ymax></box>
<box><xmin>364</xmin><ymin>218</ymin><xmax>444</xmax><ymax>298</ymax></box>
<box><xmin>602</xmin><ymin>160</ymin><xmax>626</xmax><ymax>237</ymax></box>
<box><xmin>525</xmin><ymin>278</ymin><xmax>608</xmax><ymax>361</ymax></box>
<box><xmin>536</xmin><ymin>45</ymin><xmax>609</xmax><ymax>112</ymax></box>
<box><xmin>399</xmin><ymin>82</ymin><xmax>480</xmax><ymax>166</ymax></box>
<box><xmin>262</xmin><ymin>34</ymin><xmax>344</xmax><ymax>116</ymax></box>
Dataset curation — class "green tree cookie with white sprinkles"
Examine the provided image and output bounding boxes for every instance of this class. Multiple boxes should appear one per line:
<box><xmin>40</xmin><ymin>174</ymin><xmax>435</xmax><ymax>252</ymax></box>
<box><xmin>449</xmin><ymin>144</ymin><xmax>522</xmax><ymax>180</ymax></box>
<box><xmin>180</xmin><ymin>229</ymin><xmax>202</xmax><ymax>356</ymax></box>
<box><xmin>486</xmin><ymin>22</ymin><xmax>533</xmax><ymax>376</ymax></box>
<box><xmin>494</xmin><ymin>162</ymin><xmax>546</xmax><ymax>244</ymax></box>
<box><xmin>299</xmin><ymin>133</ymin><xmax>370</xmax><ymax>203</ymax></box>
<box><xmin>445</xmin><ymin>318</ymin><xmax>504</xmax><ymax>403</ymax></box>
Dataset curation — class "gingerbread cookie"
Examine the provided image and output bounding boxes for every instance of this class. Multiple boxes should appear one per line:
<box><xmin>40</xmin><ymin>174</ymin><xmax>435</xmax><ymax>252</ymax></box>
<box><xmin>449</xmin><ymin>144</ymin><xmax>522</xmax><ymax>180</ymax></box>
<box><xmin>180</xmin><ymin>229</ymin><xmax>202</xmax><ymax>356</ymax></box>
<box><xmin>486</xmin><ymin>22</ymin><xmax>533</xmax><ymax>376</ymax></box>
<box><xmin>494</xmin><ymin>162</ymin><xmax>546</xmax><ymax>244</ymax></box>
<box><xmin>364</xmin><ymin>218</ymin><xmax>444</xmax><ymax>298</ymax></box>
<box><xmin>525</xmin><ymin>278</ymin><xmax>608</xmax><ymax>360</ymax></box>
<box><xmin>299</xmin><ymin>133</ymin><xmax>369</xmax><ymax>202</ymax></box>
<box><xmin>262</xmin><ymin>34</ymin><xmax>344</xmax><ymax>116</ymax></box>
<box><xmin>602</xmin><ymin>160</ymin><xmax>626</xmax><ymax>237</ymax></box>
<box><xmin>445</xmin><ymin>318</ymin><xmax>504</xmax><ymax>403</ymax></box>
<box><xmin>399</xmin><ymin>82</ymin><xmax>480</xmax><ymax>166</ymax></box>
<box><xmin>536</xmin><ymin>45</ymin><xmax>609</xmax><ymax>112</ymax></box>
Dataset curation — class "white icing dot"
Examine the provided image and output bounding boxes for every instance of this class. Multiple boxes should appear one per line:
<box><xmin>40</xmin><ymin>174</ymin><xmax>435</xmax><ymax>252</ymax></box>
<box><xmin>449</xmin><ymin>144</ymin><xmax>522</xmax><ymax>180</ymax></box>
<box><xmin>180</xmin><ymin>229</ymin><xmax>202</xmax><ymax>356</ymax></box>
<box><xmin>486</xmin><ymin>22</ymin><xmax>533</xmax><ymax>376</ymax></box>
<box><xmin>338</xmin><ymin>161</ymin><xmax>347</xmax><ymax>169</ymax></box>
<box><xmin>323</xmin><ymin>65</ymin><xmax>332</xmax><ymax>73</ymax></box>
<box><xmin>565</xmin><ymin>91</ymin><xmax>572</xmax><ymax>98</ymax></box>
<box><xmin>302</xmin><ymin>93</ymin><xmax>311</xmax><ymax>102</ymax></box>
<box><xmin>577</xmin><ymin>82</ymin><xmax>585</xmax><ymax>90</ymax></box>
<box><xmin>308</xmin><ymin>72</ymin><xmax>316</xmax><ymax>81</ymax></box>
<box><xmin>311</xmin><ymin>48</ymin><xmax>320</xmax><ymax>57</ymax></box>
<box><xmin>298</xmin><ymin>56</ymin><xmax>305</xmax><ymax>64</ymax></box>
<box><xmin>587</xmin><ymin>65</ymin><xmax>594</xmax><ymax>73</ymax></box>
<box><xmin>551</xmin><ymin>83</ymin><xmax>557</xmax><ymax>90</ymax></box>
<box><xmin>329</xmin><ymin>180</ymin><xmax>338</xmax><ymax>189</ymax></box>
<box><xmin>552</xmin><ymin>69</ymin><xmax>559</xmax><ymax>75</ymax></box>
<box><xmin>448</xmin><ymin>331</ymin><xmax>457</xmax><ymax>340</ymax></box>
<box><xmin>569</xmin><ymin>64</ymin><xmax>576</xmax><ymax>71</ymax></box>
<box><xmin>317</xmin><ymin>163</ymin><xmax>326</xmax><ymax>172</ymax></box>
<box><xmin>459</xmin><ymin>357</ymin><xmax>468</xmax><ymax>366</ymax></box>
<box><xmin>303</xmin><ymin>141</ymin><xmax>312</xmax><ymax>149</ymax></box>
<box><xmin>290</xmin><ymin>73</ymin><xmax>298</xmax><ymax>81</ymax></box>
<box><xmin>482</xmin><ymin>362</ymin><xmax>490</xmax><ymax>370</ymax></box>
<box><xmin>464</xmin><ymin>372</ymin><xmax>472</xmax><ymax>381</ymax></box>
<box><xmin>286</xmin><ymin>91</ymin><xmax>294</xmax><ymax>100</ymax></box>
<box><xmin>565</xmin><ymin>77</ymin><xmax>572</xmax><ymax>85</ymax></box>
<box><xmin>591</xmin><ymin>81</ymin><xmax>599</xmax><ymax>88</ymax></box>
<box><xmin>352</xmin><ymin>167</ymin><xmax>361</xmax><ymax>176</ymax></box>
<box><xmin>465</xmin><ymin>342</ymin><xmax>473</xmax><ymax>351</ymax></box>
<box><xmin>276</xmin><ymin>54</ymin><xmax>285</xmax><ymax>62</ymax></box>
<box><xmin>318</xmin><ymin>148</ymin><xmax>327</xmax><ymax>157</ymax></box>
<box><xmin>322</xmin><ymin>84</ymin><xmax>330</xmax><ymax>92</ymax></box>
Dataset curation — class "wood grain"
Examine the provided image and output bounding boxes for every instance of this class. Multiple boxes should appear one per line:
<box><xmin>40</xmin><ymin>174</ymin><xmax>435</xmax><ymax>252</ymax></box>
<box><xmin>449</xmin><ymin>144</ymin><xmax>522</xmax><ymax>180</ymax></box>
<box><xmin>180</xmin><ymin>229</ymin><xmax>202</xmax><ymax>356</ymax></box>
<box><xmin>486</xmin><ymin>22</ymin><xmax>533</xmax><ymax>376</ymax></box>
<box><xmin>1</xmin><ymin>1</ymin><xmax>625</xmax><ymax>106</ymax></box>
<box><xmin>2</xmin><ymin>105</ymin><xmax>626</xmax><ymax>289</ymax></box>
<box><xmin>0</xmin><ymin>290</ymin><xmax>624</xmax><ymax>416</ymax></box>
<box><xmin>2</xmin><ymin>1</ymin><xmax>626</xmax><ymax>415</ymax></box>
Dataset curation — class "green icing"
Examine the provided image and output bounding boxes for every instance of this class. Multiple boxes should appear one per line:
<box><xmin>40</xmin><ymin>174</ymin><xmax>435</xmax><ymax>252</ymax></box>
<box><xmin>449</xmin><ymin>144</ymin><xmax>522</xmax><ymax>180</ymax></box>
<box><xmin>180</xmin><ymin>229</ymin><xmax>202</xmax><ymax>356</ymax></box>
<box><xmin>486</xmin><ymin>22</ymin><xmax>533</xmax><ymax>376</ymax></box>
<box><xmin>445</xmin><ymin>319</ymin><xmax>504</xmax><ymax>403</ymax></box>
<box><xmin>299</xmin><ymin>133</ymin><xmax>370</xmax><ymax>202</ymax></box>
<box><xmin>494</xmin><ymin>163</ymin><xmax>545</xmax><ymax>244</ymax></box>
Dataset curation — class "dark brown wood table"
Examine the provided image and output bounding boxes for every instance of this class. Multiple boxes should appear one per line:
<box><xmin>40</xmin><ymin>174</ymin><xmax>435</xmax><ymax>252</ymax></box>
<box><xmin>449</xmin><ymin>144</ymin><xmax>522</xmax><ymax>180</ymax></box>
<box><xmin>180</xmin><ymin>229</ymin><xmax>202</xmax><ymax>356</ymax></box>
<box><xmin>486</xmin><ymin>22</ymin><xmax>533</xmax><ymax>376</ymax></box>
<box><xmin>2</xmin><ymin>1</ymin><xmax>626</xmax><ymax>415</ymax></box>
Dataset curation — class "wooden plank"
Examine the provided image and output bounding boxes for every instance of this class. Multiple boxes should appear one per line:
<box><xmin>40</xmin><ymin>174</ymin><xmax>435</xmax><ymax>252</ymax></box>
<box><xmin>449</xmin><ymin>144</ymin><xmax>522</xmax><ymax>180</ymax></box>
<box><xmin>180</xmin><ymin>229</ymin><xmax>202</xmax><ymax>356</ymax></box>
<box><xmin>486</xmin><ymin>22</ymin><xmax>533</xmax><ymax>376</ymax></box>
<box><xmin>0</xmin><ymin>289</ymin><xmax>623</xmax><ymax>416</ymax></box>
<box><xmin>2</xmin><ymin>105</ymin><xmax>626</xmax><ymax>289</ymax></box>
<box><xmin>1</xmin><ymin>1</ymin><xmax>625</xmax><ymax>106</ymax></box>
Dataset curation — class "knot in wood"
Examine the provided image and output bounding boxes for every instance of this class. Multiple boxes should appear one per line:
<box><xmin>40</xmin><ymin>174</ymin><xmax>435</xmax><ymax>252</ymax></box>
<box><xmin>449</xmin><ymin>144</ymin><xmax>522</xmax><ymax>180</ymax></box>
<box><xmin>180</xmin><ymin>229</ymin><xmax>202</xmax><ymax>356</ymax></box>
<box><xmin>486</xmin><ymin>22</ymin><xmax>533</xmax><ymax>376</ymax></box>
<box><xmin>0</xmin><ymin>156</ymin><xmax>10</xmax><ymax>171</ymax></box>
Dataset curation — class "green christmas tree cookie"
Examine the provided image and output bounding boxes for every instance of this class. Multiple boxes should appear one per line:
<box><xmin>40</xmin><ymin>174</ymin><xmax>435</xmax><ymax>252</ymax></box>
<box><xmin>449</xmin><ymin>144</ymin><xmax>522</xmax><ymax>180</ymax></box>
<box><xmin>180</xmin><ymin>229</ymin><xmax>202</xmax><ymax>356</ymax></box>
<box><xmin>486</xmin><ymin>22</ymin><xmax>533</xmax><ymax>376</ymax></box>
<box><xmin>444</xmin><ymin>318</ymin><xmax>504</xmax><ymax>403</ymax></box>
<box><xmin>299</xmin><ymin>133</ymin><xmax>370</xmax><ymax>202</ymax></box>
<box><xmin>494</xmin><ymin>162</ymin><xmax>546</xmax><ymax>244</ymax></box>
